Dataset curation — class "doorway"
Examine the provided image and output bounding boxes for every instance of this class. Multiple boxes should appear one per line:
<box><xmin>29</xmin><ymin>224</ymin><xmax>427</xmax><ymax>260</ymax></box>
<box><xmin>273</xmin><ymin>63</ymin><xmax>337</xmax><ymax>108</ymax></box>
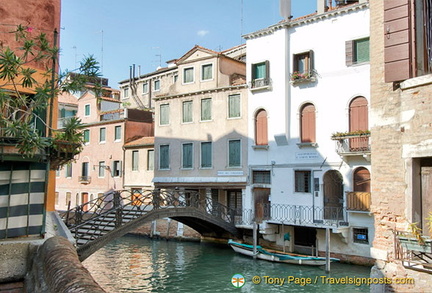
<box><xmin>254</xmin><ymin>188</ymin><xmax>270</xmax><ymax>222</ymax></box>
<box><xmin>323</xmin><ymin>170</ymin><xmax>344</xmax><ymax>220</ymax></box>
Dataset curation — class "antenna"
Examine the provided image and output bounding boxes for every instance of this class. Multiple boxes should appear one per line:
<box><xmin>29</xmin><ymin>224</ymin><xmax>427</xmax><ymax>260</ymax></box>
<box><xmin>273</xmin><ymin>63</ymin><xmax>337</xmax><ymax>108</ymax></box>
<box><xmin>101</xmin><ymin>30</ymin><xmax>104</xmax><ymax>75</ymax></box>
<box><xmin>240</xmin><ymin>0</ymin><xmax>244</xmax><ymax>44</ymax></box>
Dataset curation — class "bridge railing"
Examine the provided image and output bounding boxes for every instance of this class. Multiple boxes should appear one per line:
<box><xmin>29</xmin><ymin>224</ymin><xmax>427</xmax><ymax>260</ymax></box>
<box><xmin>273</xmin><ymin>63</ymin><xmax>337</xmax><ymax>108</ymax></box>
<box><xmin>62</xmin><ymin>189</ymin><xmax>239</xmax><ymax>246</ymax></box>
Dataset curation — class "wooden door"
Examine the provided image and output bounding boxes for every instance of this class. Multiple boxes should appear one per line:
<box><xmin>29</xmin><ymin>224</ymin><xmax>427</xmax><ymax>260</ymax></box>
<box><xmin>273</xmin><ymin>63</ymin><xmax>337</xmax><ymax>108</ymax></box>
<box><xmin>421</xmin><ymin>166</ymin><xmax>432</xmax><ymax>236</ymax></box>
<box><xmin>81</xmin><ymin>192</ymin><xmax>89</xmax><ymax>211</ymax></box>
<box><xmin>254</xmin><ymin>188</ymin><xmax>270</xmax><ymax>222</ymax></box>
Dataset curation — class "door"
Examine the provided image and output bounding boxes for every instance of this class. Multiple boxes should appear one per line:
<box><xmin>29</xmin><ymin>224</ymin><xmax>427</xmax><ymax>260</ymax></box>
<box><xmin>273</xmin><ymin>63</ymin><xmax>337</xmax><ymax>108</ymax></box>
<box><xmin>254</xmin><ymin>188</ymin><xmax>270</xmax><ymax>222</ymax></box>
<box><xmin>323</xmin><ymin>171</ymin><xmax>343</xmax><ymax>220</ymax></box>
<box><xmin>81</xmin><ymin>192</ymin><xmax>89</xmax><ymax>211</ymax></box>
<box><xmin>421</xmin><ymin>165</ymin><xmax>432</xmax><ymax>237</ymax></box>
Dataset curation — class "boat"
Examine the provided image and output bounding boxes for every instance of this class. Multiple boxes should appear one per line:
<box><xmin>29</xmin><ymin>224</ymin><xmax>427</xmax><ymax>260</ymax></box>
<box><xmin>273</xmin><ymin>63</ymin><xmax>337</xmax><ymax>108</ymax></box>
<box><xmin>228</xmin><ymin>240</ymin><xmax>339</xmax><ymax>266</ymax></box>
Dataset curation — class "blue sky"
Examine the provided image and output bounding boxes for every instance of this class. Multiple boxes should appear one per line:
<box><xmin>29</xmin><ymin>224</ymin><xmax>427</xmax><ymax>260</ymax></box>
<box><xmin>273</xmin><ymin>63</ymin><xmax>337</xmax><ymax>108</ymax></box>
<box><xmin>60</xmin><ymin>0</ymin><xmax>317</xmax><ymax>89</ymax></box>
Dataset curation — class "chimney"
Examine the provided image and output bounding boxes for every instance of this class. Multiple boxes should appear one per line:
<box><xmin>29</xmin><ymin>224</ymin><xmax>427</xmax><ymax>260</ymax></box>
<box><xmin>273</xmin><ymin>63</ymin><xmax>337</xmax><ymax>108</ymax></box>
<box><xmin>280</xmin><ymin>0</ymin><xmax>291</xmax><ymax>21</ymax></box>
<box><xmin>317</xmin><ymin>0</ymin><xmax>327</xmax><ymax>14</ymax></box>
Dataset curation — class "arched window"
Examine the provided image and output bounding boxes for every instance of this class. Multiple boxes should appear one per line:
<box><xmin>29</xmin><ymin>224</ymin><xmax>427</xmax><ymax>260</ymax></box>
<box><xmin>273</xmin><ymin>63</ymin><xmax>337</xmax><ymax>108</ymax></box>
<box><xmin>300</xmin><ymin>103</ymin><xmax>316</xmax><ymax>143</ymax></box>
<box><xmin>353</xmin><ymin>167</ymin><xmax>370</xmax><ymax>192</ymax></box>
<box><xmin>255</xmin><ymin>109</ymin><xmax>268</xmax><ymax>145</ymax></box>
<box><xmin>349</xmin><ymin>97</ymin><xmax>368</xmax><ymax>132</ymax></box>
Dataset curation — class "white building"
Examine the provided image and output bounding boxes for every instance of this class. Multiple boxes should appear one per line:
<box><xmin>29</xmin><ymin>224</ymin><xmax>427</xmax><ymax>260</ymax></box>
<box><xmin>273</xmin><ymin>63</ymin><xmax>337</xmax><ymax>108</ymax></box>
<box><xmin>243</xmin><ymin>0</ymin><xmax>373</xmax><ymax>264</ymax></box>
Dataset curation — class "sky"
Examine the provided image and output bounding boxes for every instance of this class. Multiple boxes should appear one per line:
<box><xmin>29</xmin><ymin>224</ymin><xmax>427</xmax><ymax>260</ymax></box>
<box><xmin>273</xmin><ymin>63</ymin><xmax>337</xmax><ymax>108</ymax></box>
<box><xmin>60</xmin><ymin>0</ymin><xmax>317</xmax><ymax>89</ymax></box>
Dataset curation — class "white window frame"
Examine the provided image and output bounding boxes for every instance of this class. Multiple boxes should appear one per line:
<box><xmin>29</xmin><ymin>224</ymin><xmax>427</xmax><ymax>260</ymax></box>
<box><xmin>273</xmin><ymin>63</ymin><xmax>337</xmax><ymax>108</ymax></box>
<box><xmin>201</xmin><ymin>63</ymin><xmax>214</xmax><ymax>81</ymax></box>
<box><xmin>99</xmin><ymin>127</ymin><xmax>106</xmax><ymax>143</ymax></box>
<box><xmin>84</xmin><ymin>104</ymin><xmax>91</xmax><ymax>117</ymax></box>
<box><xmin>183</xmin><ymin>67</ymin><xmax>195</xmax><ymax>84</ymax></box>
<box><xmin>160</xmin><ymin>103</ymin><xmax>170</xmax><ymax>126</ymax></box>
<box><xmin>114</xmin><ymin>125</ymin><xmax>122</xmax><ymax>142</ymax></box>
<box><xmin>182</xmin><ymin>142</ymin><xmax>194</xmax><ymax>169</ymax></box>
<box><xmin>228</xmin><ymin>139</ymin><xmax>241</xmax><ymax>168</ymax></box>
<box><xmin>159</xmin><ymin>144</ymin><xmax>170</xmax><ymax>170</ymax></box>
<box><xmin>98</xmin><ymin>161</ymin><xmax>105</xmax><ymax>178</ymax></box>
<box><xmin>200</xmin><ymin>142</ymin><xmax>212</xmax><ymax>169</ymax></box>
<box><xmin>132</xmin><ymin>150</ymin><xmax>139</xmax><ymax>171</ymax></box>
<box><xmin>228</xmin><ymin>94</ymin><xmax>241</xmax><ymax>119</ymax></box>
<box><xmin>200</xmin><ymin>98</ymin><xmax>212</xmax><ymax>122</ymax></box>
<box><xmin>142</xmin><ymin>82</ymin><xmax>149</xmax><ymax>94</ymax></box>
<box><xmin>154</xmin><ymin>79</ymin><xmax>161</xmax><ymax>92</ymax></box>
<box><xmin>182</xmin><ymin>100</ymin><xmax>193</xmax><ymax>123</ymax></box>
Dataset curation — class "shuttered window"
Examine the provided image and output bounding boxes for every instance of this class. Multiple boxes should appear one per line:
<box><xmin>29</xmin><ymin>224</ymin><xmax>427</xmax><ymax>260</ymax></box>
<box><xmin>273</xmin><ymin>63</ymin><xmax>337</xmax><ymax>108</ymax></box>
<box><xmin>132</xmin><ymin>151</ymin><xmax>139</xmax><ymax>171</ymax></box>
<box><xmin>159</xmin><ymin>145</ymin><xmax>170</xmax><ymax>170</ymax></box>
<box><xmin>182</xmin><ymin>101</ymin><xmax>193</xmax><ymax>123</ymax></box>
<box><xmin>300</xmin><ymin>103</ymin><xmax>316</xmax><ymax>143</ymax></box>
<box><xmin>202</xmin><ymin>64</ymin><xmax>213</xmax><ymax>80</ymax></box>
<box><xmin>228</xmin><ymin>139</ymin><xmax>241</xmax><ymax>167</ymax></box>
<box><xmin>346</xmin><ymin>38</ymin><xmax>370</xmax><ymax>65</ymax></box>
<box><xmin>384</xmin><ymin>0</ymin><xmax>432</xmax><ymax>82</ymax></box>
<box><xmin>147</xmin><ymin>150</ymin><xmax>154</xmax><ymax>171</ymax></box>
<box><xmin>201</xmin><ymin>98</ymin><xmax>212</xmax><ymax>121</ymax></box>
<box><xmin>228</xmin><ymin>94</ymin><xmax>240</xmax><ymax>118</ymax></box>
<box><xmin>353</xmin><ymin>167</ymin><xmax>371</xmax><ymax>192</ymax></box>
<box><xmin>255</xmin><ymin>109</ymin><xmax>268</xmax><ymax>145</ymax></box>
<box><xmin>182</xmin><ymin>143</ymin><xmax>193</xmax><ymax>169</ymax></box>
<box><xmin>349</xmin><ymin>97</ymin><xmax>368</xmax><ymax>132</ymax></box>
<box><xmin>160</xmin><ymin>104</ymin><xmax>169</xmax><ymax>125</ymax></box>
<box><xmin>183</xmin><ymin>67</ymin><xmax>194</xmax><ymax>83</ymax></box>
<box><xmin>201</xmin><ymin>142</ymin><xmax>212</xmax><ymax>168</ymax></box>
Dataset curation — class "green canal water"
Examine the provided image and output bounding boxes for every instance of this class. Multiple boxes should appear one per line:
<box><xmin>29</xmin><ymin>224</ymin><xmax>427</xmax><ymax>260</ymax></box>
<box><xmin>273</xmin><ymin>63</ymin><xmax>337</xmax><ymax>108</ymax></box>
<box><xmin>83</xmin><ymin>235</ymin><xmax>372</xmax><ymax>293</ymax></box>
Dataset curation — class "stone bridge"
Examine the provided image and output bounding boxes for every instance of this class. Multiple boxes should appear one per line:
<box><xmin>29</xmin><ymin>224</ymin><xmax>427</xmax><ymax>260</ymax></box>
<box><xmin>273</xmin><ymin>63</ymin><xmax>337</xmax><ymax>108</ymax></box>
<box><xmin>62</xmin><ymin>189</ymin><xmax>241</xmax><ymax>261</ymax></box>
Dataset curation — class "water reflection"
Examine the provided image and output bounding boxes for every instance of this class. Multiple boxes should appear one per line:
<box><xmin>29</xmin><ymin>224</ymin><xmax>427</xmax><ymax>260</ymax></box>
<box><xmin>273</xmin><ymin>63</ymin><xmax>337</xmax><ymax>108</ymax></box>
<box><xmin>84</xmin><ymin>235</ymin><xmax>371</xmax><ymax>293</ymax></box>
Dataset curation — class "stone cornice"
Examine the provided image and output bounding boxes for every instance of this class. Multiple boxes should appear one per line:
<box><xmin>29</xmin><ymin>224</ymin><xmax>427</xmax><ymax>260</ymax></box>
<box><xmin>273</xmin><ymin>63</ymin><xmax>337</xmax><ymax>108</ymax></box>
<box><xmin>154</xmin><ymin>84</ymin><xmax>247</xmax><ymax>101</ymax></box>
<box><xmin>244</xmin><ymin>3</ymin><xmax>369</xmax><ymax>40</ymax></box>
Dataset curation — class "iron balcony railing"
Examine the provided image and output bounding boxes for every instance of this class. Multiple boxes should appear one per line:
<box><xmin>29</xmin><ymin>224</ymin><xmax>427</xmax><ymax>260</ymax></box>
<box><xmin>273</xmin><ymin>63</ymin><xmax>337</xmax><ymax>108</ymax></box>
<box><xmin>78</xmin><ymin>176</ymin><xmax>91</xmax><ymax>184</ymax></box>
<box><xmin>332</xmin><ymin>134</ymin><xmax>371</xmax><ymax>155</ymax></box>
<box><xmin>235</xmin><ymin>203</ymin><xmax>348</xmax><ymax>228</ymax></box>
<box><xmin>250</xmin><ymin>78</ymin><xmax>271</xmax><ymax>89</ymax></box>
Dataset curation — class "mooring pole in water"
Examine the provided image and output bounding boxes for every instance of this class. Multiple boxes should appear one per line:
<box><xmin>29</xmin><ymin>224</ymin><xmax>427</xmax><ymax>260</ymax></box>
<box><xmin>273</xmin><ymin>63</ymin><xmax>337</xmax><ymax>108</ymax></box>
<box><xmin>253</xmin><ymin>222</ymin><xmax>258</xmax><ymax>259</ymax></box>
<box><xmin>325</xmin><ymin>227</ymin><xmax>330</xmax><ymax>273</ymax></box>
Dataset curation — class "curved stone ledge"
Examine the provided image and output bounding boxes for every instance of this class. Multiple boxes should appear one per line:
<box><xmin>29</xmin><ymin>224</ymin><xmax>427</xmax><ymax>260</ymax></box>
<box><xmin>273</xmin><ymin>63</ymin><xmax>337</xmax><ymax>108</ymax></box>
<box><xmin>25</xmin><ymin>236</ymin><xmax>105</xmax><ymax>293</ymax></box>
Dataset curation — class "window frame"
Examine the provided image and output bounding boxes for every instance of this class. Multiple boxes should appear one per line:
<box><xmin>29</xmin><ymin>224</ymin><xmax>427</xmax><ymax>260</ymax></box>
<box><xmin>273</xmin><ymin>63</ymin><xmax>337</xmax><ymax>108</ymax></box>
<box><xmin>183</xmin><ymin>67</ymin><xmax>195</xmax><ymax>84</ymax></box>
<box><xmin>83</xmin><ymin>129</ymin><xmax>90</xmax><ymax>144</ymax></box>
<box><xmin>353</xmin><ymin>227</ymin><xmax>369</xmax><ymax>244</ymax></box>
<box><xmin>200</xmin><ymin>142</ymin><xmax>212</xmax><ymax>169</ymax></box>
<box><xmin>300</xmin><ymin>103</ymin><xmax>316</xmax><ymax>143</ymax></box>
<box><xmin>84</xmin><ymin>104</ymin><xmax>91</xmax><ymax>116</ymax></box>
<box><xmin>182</xmin><ymin>100</ymin><xmax>193</xmax><ymax>123</ymax></box>
<box><xmin>142</xmin><ymin>82</ymin><xmax>149</xmax><ymax>94</ymax></box>
<box><xmin>99</xmin><ymin>127</ymin><xmax>106</xmax><ymax>143</ymax></box>
<box><xmin>255</xmin><ymin>109</ymin><xmax>268</xmax><ymax>146</ymax></box>
<box><xmin>132</xmin><ymin>150</ymin><xmax>139</xmax><ymax>171</ymax></box>
<box><xmin>252</xmin><ymin>170</ymin><xmax>271</xmax><ymax>184</ymax></box>
<box><xmin>346</xmin><ymin>37</ymin><xmax>370</xmax><ymax>66</ymax></box>
<box><xmin>65</xmin><ymin>163</ymin><xmax>72</xmax><ymax>178</ymax></box>
<box><xmin>160</xmin><ymin>103</ymin><xmax>170</xmax><ymax>126</ymax></box>
<box><xmin>200</xmin><ymin>98</ymin><xmax>212</xmax><ymax>121</ymax></box>
<box><xmin>159</xmin><ymin>144</ymin><xmax>170</xmax><ymax>170</ymax></box>
<box><xmin>201</xmin><ymin>63</ymin><xmax>213</xmax><ymax>81</ymax></box>
<box><xmin>98</xmin><ymin>161</ymin><xmax>105</xmax><ymax>178</ymax></box>
<box><xmin>154</xmin><ymin>79</ymin><xmax>161</xmax><ymax>91</ymax></box>
<box><xmin>228</xmin><ymin>139</ymin><xmax>241</xmax><ymax>168</ymax></box>
<box><xmin>147</xmin><ymin>149</ymin><xmax>154</xmax><ymax>171</ymax></box>
<box><xmin>294</xmin><ymin>170</ymin><xmax>312</xmax><ymax>193</ymax></box>
<box><xmin>251</xmin><ymin>61</ymin><xmax>270</xmax><ymax>88</ymax></box>
<box><xmin>293</xmin><ymin>51</ymin><xmax>313</xmax><ymax>74</ymax></box>
<box><xmin>182</xmin><ymin>143</ymin><xmax>193</xmax><ymax>169</ymax></box>
<box><xmin>228</xmin><ymin>94</ymin><xmax>241</xmax><ymax>119</ymax></box>
<box><xmin>112</xmin><ymin>160</ymin><xmax>122</xmax><ymax>177</ymax></box>
<box><xmin>114</xmin><ymin>125</ymin><xmax>122</xmax><ymax>141</ymax></box>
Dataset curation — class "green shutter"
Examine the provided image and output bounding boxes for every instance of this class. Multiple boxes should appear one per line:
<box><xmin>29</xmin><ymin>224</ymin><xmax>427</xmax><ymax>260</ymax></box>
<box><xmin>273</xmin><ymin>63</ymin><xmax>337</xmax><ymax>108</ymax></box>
<box><xmin>229</xmin><ymin>140</ymin><xmax>241</xmax><ymax>167</ymax></box>
<box><xmin>201</xmin><ymin>142</ymin><xmax>212</xmax><ymax>168</ymax></box>
<box><xmin>160</xmin><ymin>145</ymin><xmax>169</xmax><ymax>169</ymax></box>
<box><xmin>160</xmin><ymin>104</ymin><xmax>169</xmax><ymax>125</ymax></box>
<box><xmin>182</xmin><ymin>143</ymin><xmax>193</xmax><ymax>168</ymax></box>
<box><xmin>228</xmin><ymin>94</ymin><xmax>240</xmax><ymax>118</ymax></box>
<box><xmin>182</xmin><ymin>101</ymin><xmax>192</xmax><ymax>123</ymax></box>
<box><xmin>201</xmin><ymin>99</ymin><xmax>211</xmax><ymax>121</ymax></box>
<box><xmin>355</xmin><ymin>38</ymin><xmax>370</xmax><ymax>63</ymax></box>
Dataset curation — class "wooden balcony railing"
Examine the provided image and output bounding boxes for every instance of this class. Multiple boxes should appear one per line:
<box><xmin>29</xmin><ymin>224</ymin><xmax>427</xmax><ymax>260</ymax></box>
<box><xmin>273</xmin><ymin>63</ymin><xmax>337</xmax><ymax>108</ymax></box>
<box><xmin>346</xmin><ymin>192</ymin><xmax>371</xmax><ymax>211</ymax></box>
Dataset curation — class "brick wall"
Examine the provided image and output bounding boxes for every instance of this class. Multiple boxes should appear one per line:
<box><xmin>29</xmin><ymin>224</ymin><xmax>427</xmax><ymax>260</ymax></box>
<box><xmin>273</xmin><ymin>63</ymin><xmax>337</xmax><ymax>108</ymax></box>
<box><xmin>131</xmin><ymin>219</ymin><xmax>201</xmax><ymax>240</ymax></box>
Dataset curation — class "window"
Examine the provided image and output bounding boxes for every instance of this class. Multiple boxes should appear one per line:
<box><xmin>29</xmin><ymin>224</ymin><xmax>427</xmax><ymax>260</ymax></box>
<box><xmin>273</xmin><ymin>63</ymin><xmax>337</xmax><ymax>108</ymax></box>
<box><xmin>143</xmin><ymin>82</ymin><xmax>148</xmax><ymax>93</ymax></box>
<box><xmin>115</xmin><ymin>126</ymin><xmax>122</xmax><ymax>141</ymax></box>
<box><xmin>255</xmin><ymin>109</ymin><xmax>268</xmax><ymax>145</ymax></box>
<box><xmin>132</xmin><ymin>150</ymin><xmax>139</xmax><ymax>171</ymax></box>
<box><xmin>253</xmin><ymin>171</ymin><xmax>271</xmax><ymax>184</ymax></box>
<box><xmin>353</xmin><ymin>228</ymin><xmax>369</xmax><ymax>244</ymax></box>
<box><xmin>228</xmin><ymin>139</ymin><xmax>241</xmax><ymax>167</ymax></box>
<box><xmin>200</xmin><ymin>142</ymin><xmax>212</xmax><ymax>168</ymax></box>
<box><xmin>154</xmin><ymin>79</ymin><xmax>160</xmax><ymax>91</ymax></box>
<box><xmin>160</xmin><ymin>104</ymin><xmax>169</xmax><ymax>125</ymax></box>
<box><xmin>159</xmin><ymin>145</ymin><xmax>170</xmax><ymax>170</ymax></box>
<box><xmin>300</xmin><ymin>104</ymin><xmax>316</xmax><ymax>143</ymax></box>
<box><xmin>66</xmin><ymin>192</ymin><xmax>71</xmax><ymax>206</ymax></box>
<box><xmin>201</xmin><ymin>64</ymin><xmax>213</xmax><ymax>81</ymax></box>
<box><xmin>228</xmin><ymin>94</ymin><xmax>240</xmax><ymax>118</ymax></box>
<box><xmin>83</xmin><ymin>129</ymin><xmax>90</xmax><ymax>144</ymax></box>
<box><xmin>293</xmin><ymin>51</ymin><xmax>313</xmax><ymax>74</ymax></box>
<box><xmin>346</xmin><ymin>37</ymin><xmax>370</xmax><ymax>66</ymax></box>
<box><xmin>295</xmin><ymin>171</ymin><xmax>311</xmax><ymax>193</ymax></box>
<box><xmin>182</xmin><ymin>101</ymin><xmax>193</xmax><ymax>123</ymax></box>
<box><xmin>112</xmin><ymin>160</ymin><xmax>122</xmax><ymax>177</ymax></box>
<box><xmin>173</xmin><ymin>74</ymin><xmax>178</xmax><ymax>83</ymax></box>
<box><xmin>201</xmin><ymin>98</ymin><xmax>212</xmax><ymax>121</ymax></box>
<box><xmin>123</xmin><ymin>87</ymin><xmax>129</xmax><ymax>98</ymax></box>
<box><xmin>84</xmin><ymin>104</ymin><xmax>90</xmax><ymax>116</ymax></box>
<box><xmin>147</xmin><ymin>150</ymin><xmax>154</xmax><ymax>170</ymax></box>
<box><xmin>182</xmin><ymin>143</ymin><xmax>193</xmax><ymax>169</ymax></box>
<box><xmin>56</xmin><ymin>167</ymin><xmax>60</xmax><ymax>177</ymax></box>
<box><xmin>99</xmin><ymin>127</ymin><xmax>106</xmax><ymax>143</ymax></box>
<box><xmin>82</xmin><ymin>162</ymin><xmax>89</xmax><ymax>177</ymax></box>
<box><xmin>251</xmin><ymin>61</ymin><xmax>270</xmax><ymax>88</ymax></box>
<box><xmin>66</xmin><ymin>163</ymin><xmax>72</xmax><ymax>178</ymax></box>
<box><xmin>183</xmin><ymin>67</ymin><xmax>194</xmax><ymax>83</ymax></box>
<box><xmin>384</xmin><ymin>0</ymin><xmax>432</xmax><ymax>81</ymax></box>
<box><xmin>98</xmin><ymin>161</ymin><xmax>105</xmax><ymax>177</ymax></box>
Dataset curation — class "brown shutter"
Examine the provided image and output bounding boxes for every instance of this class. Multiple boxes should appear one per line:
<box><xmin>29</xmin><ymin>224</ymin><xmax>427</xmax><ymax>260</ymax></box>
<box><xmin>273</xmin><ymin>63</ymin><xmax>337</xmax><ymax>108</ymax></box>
<box><xmin>349</xmin><ymin>97</ymin><xmax>368</xmax><ymax>131</ymax></box>
<box><xmin>301</xmin><ymin>104</ymin><xmax>316</xmax><ymax>143</ymax></box>
<box><xmin>384</xmin><ymin>0</ymin><xmax>412</xmax><ymax>82</ymax></box>
<box><xmin>255</xmin><ymin>110</ymin><xmax>268</xmax><ymax>145</ymax></box>
<box><xmin>354</xmin><ymin>168</ymin><xmax>370</xmax><ymax>192</ymax></box>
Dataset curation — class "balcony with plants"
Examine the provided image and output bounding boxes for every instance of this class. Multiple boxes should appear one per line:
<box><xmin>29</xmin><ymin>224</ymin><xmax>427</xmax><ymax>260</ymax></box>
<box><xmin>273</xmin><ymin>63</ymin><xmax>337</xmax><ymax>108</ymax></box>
<box><xmin>290</xmin><ymin>70</ymin><xmax>317</xmax><ymax>85</ymax></box>
<box><xmin>331</xmin><ymin>130</ymin><xmax>371</xmax><ymax>159</ymax></box>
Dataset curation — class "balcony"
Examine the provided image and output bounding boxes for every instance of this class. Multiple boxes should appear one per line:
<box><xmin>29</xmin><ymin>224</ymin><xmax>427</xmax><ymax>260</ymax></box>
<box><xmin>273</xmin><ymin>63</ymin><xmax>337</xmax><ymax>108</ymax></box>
<box><xmin>331</xmin><ymin>131</ymin><xmax>371</xmax><ymax>159</ymax></box>
<box><xmin>79</xmin><ymin>176</ymin><xmax>91</xmax><ymax>184</ymax></box>
<box><xmin>395</xmin><ymin>231</ymin><xmax>432</xmax><ymax>274</ymax></box>
<box><xmin>290</xmin><ymin>71</ymin><xmax>317</xmax><ymax>85</ymax></box>
<box><xmin>236</xmin><ymin>203</ymin><xmax>348</xmax><ymax>228</ymax></box>
<box><xmin>346</xmin><ymin>192</ymin><xmax>371</xmax><ymax>212</ymax></box>
<box><xmin>250</xmin><ymin>78</ymin><xmax>271</xmax><ymax>91</ymax></box>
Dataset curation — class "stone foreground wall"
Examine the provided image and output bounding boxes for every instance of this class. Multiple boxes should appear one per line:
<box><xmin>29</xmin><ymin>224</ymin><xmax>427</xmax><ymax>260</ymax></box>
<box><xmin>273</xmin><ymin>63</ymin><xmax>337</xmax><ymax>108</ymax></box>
<box><xmin>25</xmin><ymin>236</ymin><xmax>105</xmax><ymax>293</ymax></box>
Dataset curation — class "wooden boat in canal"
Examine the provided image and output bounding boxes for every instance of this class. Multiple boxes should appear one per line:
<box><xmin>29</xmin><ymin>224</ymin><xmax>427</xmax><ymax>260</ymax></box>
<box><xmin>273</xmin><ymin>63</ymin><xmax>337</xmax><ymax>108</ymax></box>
<box><xmin>228</xmin><ymin>240</ymin><xmax>339</xmax><ymax>266</ymax></box>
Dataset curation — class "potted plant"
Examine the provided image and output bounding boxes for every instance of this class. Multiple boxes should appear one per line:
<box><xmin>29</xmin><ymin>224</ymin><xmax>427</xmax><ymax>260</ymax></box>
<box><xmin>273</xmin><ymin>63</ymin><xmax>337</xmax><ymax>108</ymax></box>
<box><xmin>331</xmin><ymin>130</ymin><xmax>371</xmax><ymax>140</ymax></box>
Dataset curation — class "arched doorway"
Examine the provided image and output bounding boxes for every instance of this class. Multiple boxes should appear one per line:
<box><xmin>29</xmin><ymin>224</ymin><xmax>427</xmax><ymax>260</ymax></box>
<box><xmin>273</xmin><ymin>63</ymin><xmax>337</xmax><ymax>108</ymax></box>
<box><xmin>323</xmin><ymin>170</ymin><xmax>344</xmax><ymax>220</ymax></box>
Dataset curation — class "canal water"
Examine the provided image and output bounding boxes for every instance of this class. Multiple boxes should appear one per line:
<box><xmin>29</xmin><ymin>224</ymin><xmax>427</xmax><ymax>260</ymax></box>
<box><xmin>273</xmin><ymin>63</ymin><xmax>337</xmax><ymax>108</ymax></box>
<box><xmin>83</xmin><ymin>235</ymin><xmax>372</xmax><ymax>293</ymax></box>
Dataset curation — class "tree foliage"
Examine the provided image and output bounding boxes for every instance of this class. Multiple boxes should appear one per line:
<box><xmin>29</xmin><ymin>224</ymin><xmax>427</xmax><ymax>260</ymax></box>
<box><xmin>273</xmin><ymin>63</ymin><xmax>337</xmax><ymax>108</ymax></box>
<box><xmin>0</xmin><ymin>25</ymin><xmax>102</xmax><ymax>162</ymax></box>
